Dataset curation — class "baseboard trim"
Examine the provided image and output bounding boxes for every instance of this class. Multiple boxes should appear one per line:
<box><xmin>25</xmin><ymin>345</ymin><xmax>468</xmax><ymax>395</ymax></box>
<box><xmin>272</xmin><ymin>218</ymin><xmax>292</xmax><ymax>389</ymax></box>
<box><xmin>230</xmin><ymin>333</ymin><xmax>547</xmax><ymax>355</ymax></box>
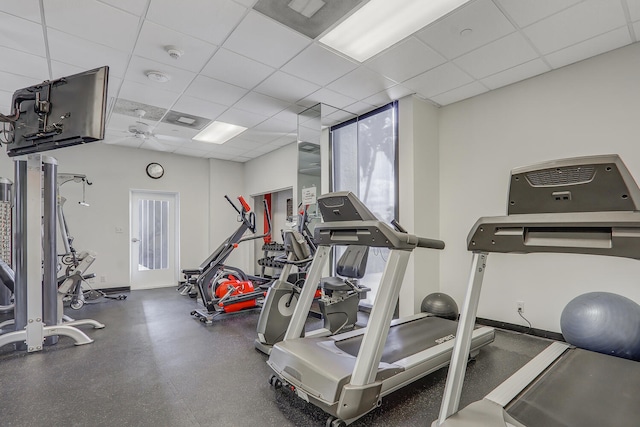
<box><xmin>476</xmin><ymin>317</ymin><xmax>565</xmax><ymax>341</ymax></box>
<box><xmin>97</xmin><ymin>286</ymin><xmax>130</xmax><ymax>294</ymax></box>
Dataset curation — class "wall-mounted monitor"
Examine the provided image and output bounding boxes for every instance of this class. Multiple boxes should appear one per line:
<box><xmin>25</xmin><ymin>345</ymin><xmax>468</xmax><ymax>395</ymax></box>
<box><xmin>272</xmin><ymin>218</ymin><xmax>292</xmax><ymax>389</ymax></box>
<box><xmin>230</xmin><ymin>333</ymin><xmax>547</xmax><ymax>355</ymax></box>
<box><xmin>5</xmin><ymin>66</ymin><xmax>109</xmax><ymax>157</ymax></box>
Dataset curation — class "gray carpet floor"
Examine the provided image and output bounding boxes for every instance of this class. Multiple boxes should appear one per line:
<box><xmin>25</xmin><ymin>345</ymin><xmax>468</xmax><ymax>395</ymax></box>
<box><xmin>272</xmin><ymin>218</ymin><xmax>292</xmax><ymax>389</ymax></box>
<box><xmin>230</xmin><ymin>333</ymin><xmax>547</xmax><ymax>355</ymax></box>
<box><xmin>0</xmin><ymin>287</ymin><xmax>551</xmax><ymax>426</ymax></box>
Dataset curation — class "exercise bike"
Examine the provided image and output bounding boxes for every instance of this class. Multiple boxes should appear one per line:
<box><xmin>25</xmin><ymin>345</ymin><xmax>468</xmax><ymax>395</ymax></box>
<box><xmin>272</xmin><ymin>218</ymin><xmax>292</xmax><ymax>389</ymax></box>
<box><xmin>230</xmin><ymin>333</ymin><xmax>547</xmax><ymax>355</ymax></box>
<box><xmin>255</xmin><ymin>212</ymin><xmax>370</xmax><ymax>354</ymax></box>
<box><xmin>190</xmin><ymin>195</ymin><xmax>273</xmax><ymax>323</ymax></box>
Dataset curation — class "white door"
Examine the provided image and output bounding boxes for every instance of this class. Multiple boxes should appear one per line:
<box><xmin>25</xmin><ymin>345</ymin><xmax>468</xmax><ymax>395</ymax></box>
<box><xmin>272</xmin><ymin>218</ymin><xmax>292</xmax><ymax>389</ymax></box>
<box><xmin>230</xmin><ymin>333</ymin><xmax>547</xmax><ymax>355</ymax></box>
<box><xmin>130</xmin><ymin>190</ymin><xmax>179</xmax><ymax>290</ymax></box>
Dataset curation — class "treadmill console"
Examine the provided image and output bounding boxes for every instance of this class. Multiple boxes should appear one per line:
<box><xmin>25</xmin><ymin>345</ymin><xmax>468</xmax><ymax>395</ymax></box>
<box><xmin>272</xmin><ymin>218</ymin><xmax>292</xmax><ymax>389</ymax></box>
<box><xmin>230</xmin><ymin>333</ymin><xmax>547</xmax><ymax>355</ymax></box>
<box><xmin>317</xmin><ymin>191</ymin><xmax>378</xmax><ymax>222</ymax></box>
<box><xmin>507</xmin><ymin>154</ymin><xmax>640</xmax><ymax>215</ymax></box>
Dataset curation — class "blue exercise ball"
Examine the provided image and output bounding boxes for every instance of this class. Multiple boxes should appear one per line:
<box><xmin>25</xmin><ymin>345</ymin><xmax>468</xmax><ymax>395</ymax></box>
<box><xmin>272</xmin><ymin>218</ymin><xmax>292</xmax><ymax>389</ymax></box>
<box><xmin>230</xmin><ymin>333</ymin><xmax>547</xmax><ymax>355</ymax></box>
<box><xmin>421</xmin><ymin>293</ymin><xmax>459</xmax><ymax>320</ymax></box>
<box><xmin>560</xmin><ymin>292</ymin><xmax>640</xmax><ymax>361</ymax></box>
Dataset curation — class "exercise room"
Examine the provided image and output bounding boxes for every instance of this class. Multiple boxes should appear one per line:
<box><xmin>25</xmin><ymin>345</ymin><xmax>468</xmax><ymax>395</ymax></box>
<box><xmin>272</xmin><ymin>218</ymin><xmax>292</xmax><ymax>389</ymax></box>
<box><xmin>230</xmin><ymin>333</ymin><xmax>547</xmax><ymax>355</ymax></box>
<box><xmin>1</xmin><ymin>1</ymin><xmax>639</xmax><ymax>426</ymax></box>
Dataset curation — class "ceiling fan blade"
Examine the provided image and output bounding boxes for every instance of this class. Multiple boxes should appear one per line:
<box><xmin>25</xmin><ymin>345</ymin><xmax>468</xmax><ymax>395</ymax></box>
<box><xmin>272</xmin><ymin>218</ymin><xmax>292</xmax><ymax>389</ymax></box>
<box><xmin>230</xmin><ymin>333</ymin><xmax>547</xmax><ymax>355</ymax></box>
<box><xmin>142</xmin><ymin>137</ymin><xmax>170</xmax><ymax>152</ymax></box>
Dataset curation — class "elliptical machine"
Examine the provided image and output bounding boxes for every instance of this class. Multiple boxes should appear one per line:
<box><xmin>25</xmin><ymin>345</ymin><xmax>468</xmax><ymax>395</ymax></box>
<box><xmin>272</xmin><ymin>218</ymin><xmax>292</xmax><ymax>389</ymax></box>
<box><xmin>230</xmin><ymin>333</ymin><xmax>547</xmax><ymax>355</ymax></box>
<box><xmin>190</xmin><ymin>195</ymin><xmax>272</xmax><ymax>323</ymax></box>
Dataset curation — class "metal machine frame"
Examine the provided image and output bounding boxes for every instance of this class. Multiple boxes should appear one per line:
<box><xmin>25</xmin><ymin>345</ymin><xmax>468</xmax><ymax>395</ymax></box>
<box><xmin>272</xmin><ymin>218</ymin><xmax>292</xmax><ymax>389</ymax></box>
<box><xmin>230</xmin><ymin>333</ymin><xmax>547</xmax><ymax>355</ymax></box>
<box><xmin>268</xmin><ymin>192</ymin><xmax>494</xmax><ymax>426</ymax></box>
<box><xmin>436</xmin><ymin>154</ymin><xmax>640</xmax><ymax>426</ymax></box>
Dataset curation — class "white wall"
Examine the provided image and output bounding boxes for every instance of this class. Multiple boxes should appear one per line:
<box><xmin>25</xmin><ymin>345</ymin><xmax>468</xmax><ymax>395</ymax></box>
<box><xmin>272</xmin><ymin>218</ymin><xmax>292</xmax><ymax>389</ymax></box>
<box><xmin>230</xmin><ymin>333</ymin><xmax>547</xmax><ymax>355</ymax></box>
<box><xmin>398</xmin><ymin>96</ymin><xmax>441</xmax><ymax>316</ymax></box>
<box><xmin>439</xmin><ymin>42</ymin><xmax>640</xmax><ymax>332</ymax></box>
<box><xmin>0</xmin><ymin>142</ymin><xmax>211</xmax><ymax>289</ymax></box>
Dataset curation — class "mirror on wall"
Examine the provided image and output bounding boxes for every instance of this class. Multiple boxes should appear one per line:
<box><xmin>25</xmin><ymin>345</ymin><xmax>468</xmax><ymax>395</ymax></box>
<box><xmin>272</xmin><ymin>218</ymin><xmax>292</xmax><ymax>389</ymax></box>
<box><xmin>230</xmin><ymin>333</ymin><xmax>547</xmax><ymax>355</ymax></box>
<box><xmin>296</xmin><ymin>103</ymin><xmax>356</xmax><ymax>224</ymax></box>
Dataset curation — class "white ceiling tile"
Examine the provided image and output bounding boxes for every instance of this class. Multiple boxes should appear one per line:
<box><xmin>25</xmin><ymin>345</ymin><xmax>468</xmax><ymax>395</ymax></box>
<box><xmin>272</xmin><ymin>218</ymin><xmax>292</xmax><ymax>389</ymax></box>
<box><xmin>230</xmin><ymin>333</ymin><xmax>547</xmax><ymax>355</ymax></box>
<box><xmin>429</xmin><ymin>81</ymin><xmax>488</xmax><ymax>105</ymax></box>
<box><xmin>326</xmin><ymin>67</ymin><xmax>395</xmax><ymax>100</ymax></box>
<box><xmin>0</xmin><ymin>12</ymin><xmax>46</xmax><ymax>56</ymax></box>
<box><xmin>206</xmin><ymin>144</ymin><xmax>247</xmax><ymax>155</ymax></box>
<box><xmin>224</xmin><ymin>138</ymin><xmax>264</xmax><ymax>150</ymax></box>
<box><xmin>0</xmin><ymin>46</ymin><xmax>48</xmax><ymax>80</ymax></box>
<box><xmin>1</xmin><ymin>0</ymin><xmax>41</xmax><ymax>23</ymax></box>
<box><xmin>230</xmin><ymin>155</ymin><xmax>253</xmax><ymax>162</ymax></box>
<box><xmin>172</xmin><ymin>146</ymin><xmax>210</xmax><ymax>158</ymax></box>
<box><xmin>454</xmin><ymin>32</ymin><xmax>538</xmax><ymax>79</ymax></box>
<box><xmin>253</xmin><ymin>116</ymin><xmax>296</xmax><ymax>134</ymax></box>
<box><xmin>184</xmin><ymin>75</ymin><xmax>248</xmax><ymax>106</ymax></box>
<box><xmin>171</xmin><ymin>96</ymin><xmax>227</xmax><ymax>121</ymax></box>
<box><xmin>299</xmin><ymin>88</ymin><xmax>356</xmax><ymax>110</ymax></box>
<box><xmin>344</xmin><ymin>101</ymin><xmax>376</xmax><ymax>116</ymax></box>
<box><xmin>118</xmin><ymin>80</ymin><xmax>180</xmax><ymax>109</ymax></box>
<box><xmin>216</xmin><ymin>108</ymin><xmax>268</xmax><ymax>128</ymax></box>
<box><xmin>271</xmin><ymin>106</ymin><xmax>305</xmax><ymax>129</ymax></box>
<box><xmin>254</xmin><ymin>71</ymin><xmax>320</xmax><ymax>103</ymax></box>
<box><xmin>545</xmin><ymin>27</ymin><xmax>632</xmax><ymax>69</ymax></box>
<box><xmin>235</xmin><ymin>129</ymin><xmax>280</xmax><ymax>144</ymax></box>
<box><xmin>44</xmin><ymin>0</ymin><xmax>139</xmax><ymax>52</ymax></box>
<box><xmin>363</xmin><ymin>85</ymin><xmax>415</xmax><ymax>107</ymax></box>
<box><xmin>201</xmin><ymin>48</ymin><xmax>275</xmax><ymax>89</ymax></box>
<box><xmin>523</xmin><ymin>0</ymin><xmax>627</xmax><ymax>55</ymax></box>
<box><xmin>48</xmin><ymin>29</ymin><xmax>129</xmax><ymax>78</ymax></box>
<box><xmin>246</xmin><ymin>142</ymin><xmax>278</xmax><ymax>155</ymax></box>
<box><xmin>403</xmin><ymin>63</ymin><xmax>474</xmax><ymax>98</ymax></box>
<box><xmin>223</xmin><ymin>11</ymin><xmax>311</xmax><ymax>68</ymax></box>
<box><xmin>366</xmin><ymin>37</ymin><xmax>446</xmax><ymax>83</ymax></box>
<box><xmin>125</xmin><ymin>56</ymin><xmax>197</xmax><ymax>94</ymax></box>
<box><xmin>281</xmin><ymin>44</ymin><xmax>358</xmax><ymax>86</ymax></box>
<box><xmin>416</xmin><ymin>0</ymin><xmax>515</xmax><ymax>59</ymax></box>
<box><xmin>0</xmin><ymin>70</ymin><xmax>41</xmax><ymax>94</ymax></box>
<box><xmin>147</xmin><ymin>0</ymin><xmax>246</xmax><ymax>45</ymax></box>
<box><xmin>628</xmin><ymin>0</ymin><xmax>640</xmax><ymax>21</ymax></box>
<box><xmin>134</xmin><ymin>21</ymin><xmax>218</xmax><ymax>73</ymax></box>
<box><xmin>233</xmin><ymin>91</ymin><xmax>291</xmax><ymax>117</ymax></box>
<box><xmin>480</xmin><ymin>59</ymin><xmax>550</xmax><ymax>90</ymax></box>
<box><xmin>270</xmin><ymin>134</ymin><xmax>297</xmax><ymax>147</ymax></box>
<box><xmin>496</xmin><ymin>0</ymin><xmax>582</xmax><ymax>28</ymax></box>
<box><xmin>98</xmin><ymin>0</ymin><xmax>148</xmax><ymax>16</ymax></box>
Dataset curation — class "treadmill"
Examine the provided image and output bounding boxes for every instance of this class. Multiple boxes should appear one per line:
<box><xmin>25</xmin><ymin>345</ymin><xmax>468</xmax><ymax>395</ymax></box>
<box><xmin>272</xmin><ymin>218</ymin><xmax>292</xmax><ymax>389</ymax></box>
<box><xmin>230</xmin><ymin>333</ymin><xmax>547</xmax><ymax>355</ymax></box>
<box><xmin>436</xmin><ymin>154</ymin><xmax>640</xmax><ymax>427</ymax></box>
<box><xmin>267</xmin><ymin>192</ymin><xmax>495</xmax><ymax>426</ymax></box>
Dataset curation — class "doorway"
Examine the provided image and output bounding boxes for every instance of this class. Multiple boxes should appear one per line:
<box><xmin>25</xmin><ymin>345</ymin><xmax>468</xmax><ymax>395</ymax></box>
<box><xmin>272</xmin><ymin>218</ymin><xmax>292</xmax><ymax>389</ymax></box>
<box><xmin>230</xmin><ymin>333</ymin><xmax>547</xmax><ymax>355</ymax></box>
<box><xmin>130</xmin><ymin>190</ymin><xmax>179</xmax><ymax>290</ymax></box>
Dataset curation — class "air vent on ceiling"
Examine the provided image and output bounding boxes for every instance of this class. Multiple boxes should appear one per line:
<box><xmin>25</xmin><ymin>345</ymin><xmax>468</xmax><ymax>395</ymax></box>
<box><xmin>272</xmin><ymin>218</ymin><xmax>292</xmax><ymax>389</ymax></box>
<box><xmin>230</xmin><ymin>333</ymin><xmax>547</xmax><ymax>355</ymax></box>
<box><xmin>161</xmin><ymin>110</ymin><xmax>211</xmax><ymax>130</ymax></box>
<box><xmin>253</xmin><ymin>0</ymin><xmax>364</xmax><ymax>39</ymax></box>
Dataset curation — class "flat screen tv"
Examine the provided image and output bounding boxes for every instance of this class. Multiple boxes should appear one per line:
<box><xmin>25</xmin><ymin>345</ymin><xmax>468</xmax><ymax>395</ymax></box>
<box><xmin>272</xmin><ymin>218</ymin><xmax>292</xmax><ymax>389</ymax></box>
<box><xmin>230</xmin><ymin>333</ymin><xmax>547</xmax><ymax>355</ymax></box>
<box><xmin>5</xmin><ymin>66</ymin><xmax>109</xmax><ymax>157</ymax></box>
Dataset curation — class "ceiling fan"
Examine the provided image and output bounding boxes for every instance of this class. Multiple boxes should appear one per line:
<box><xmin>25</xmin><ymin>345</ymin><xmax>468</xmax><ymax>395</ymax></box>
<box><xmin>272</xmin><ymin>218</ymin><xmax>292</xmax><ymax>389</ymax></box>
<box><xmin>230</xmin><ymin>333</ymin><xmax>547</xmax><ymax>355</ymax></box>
<box><xmin>106</xmin><ymin>109</ymin><xmax>183</xmax><ymax>151</ymax></box>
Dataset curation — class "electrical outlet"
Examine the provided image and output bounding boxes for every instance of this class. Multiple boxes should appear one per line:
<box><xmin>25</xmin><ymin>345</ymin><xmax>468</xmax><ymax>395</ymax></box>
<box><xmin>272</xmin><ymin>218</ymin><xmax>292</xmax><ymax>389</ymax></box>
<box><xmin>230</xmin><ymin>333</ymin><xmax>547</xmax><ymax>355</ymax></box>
<box><xmin>517</xmin><ymin>301</ymin><xmax>524</xmax><ymax>313</ymax></box>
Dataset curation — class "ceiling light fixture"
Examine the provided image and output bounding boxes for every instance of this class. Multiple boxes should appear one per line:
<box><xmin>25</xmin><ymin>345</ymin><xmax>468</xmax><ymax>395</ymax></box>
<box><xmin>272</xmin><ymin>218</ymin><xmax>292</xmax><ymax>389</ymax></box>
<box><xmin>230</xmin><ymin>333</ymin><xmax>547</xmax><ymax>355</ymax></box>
<box><xmin>319</xmin><ymin>0</ymin><xmax>472</xmax><ymax>62</ymax></box>
<box><xmin>193</xmin><ymin>121</ymin><xmax>247</xmax><ymax>144</ymax></box>
<box><xmin>146</xmin><ymin>70</ymin><xmax>171</xmax><ymax>83</ymax></box>
<box><xmin>288</xmin><ymin>0</ymin><xmax>326</xmax><ymax>18</ymax></box>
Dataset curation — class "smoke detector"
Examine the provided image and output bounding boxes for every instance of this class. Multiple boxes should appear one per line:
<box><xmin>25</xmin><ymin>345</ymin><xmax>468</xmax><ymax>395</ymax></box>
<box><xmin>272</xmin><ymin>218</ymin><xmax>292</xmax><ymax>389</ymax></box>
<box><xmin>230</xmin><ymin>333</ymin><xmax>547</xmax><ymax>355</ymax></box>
<box><xmin>165</xmin><ymin>45</ymin><xmax>183</xmax><ymax>60</ymax></box>
<box><xmin>146</xmin><ymin>70</ymin><xmax>171</xmax><ymax>83</ymax></box>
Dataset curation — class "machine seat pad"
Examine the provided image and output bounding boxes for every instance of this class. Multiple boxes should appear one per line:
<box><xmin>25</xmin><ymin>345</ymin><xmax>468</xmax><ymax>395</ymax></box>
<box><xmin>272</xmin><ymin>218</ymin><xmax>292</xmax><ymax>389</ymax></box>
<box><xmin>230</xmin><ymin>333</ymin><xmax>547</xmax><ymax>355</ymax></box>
<box><xmin>182</xmin><ymin>268</ymin><xmax>202</xmax><ymax>275</ymax></box>
<box><xmin>321</xmin><ymin>277</ymin><xmax>352</xmax><ymax>292</ymax></box>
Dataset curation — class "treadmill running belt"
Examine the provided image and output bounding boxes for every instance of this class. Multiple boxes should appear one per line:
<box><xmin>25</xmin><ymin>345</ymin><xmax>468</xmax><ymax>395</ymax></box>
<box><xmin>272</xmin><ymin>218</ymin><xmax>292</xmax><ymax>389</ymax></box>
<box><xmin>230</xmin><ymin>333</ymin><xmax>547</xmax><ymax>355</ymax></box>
<box><xmin>507</xmin><ymin>348</ymin><xmax>640</xmax><ymax>427</ymax></box>
<box><xmin>335</xmin><ymin>316</ymin><xmax>457</xmax><ymax>364</ymax></box>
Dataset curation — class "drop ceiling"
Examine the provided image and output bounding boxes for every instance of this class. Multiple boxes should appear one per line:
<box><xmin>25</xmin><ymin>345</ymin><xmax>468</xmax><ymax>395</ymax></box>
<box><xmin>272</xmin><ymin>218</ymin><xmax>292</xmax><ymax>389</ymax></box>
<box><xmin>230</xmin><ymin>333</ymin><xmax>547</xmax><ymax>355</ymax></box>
<box><xmin>1</xmin><ymin>0</ymin><xmax>638</xmax><ymax>162</ymax></box>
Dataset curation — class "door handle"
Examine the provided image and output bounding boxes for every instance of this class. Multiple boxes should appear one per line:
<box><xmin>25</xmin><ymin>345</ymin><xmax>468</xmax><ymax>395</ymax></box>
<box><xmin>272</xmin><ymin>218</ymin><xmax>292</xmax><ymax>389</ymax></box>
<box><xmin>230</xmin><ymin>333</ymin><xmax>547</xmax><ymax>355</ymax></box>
<box><xmin>131</xmin><ymin>237</ymin><xmax>140</xmax><ymax>243</ymax></box>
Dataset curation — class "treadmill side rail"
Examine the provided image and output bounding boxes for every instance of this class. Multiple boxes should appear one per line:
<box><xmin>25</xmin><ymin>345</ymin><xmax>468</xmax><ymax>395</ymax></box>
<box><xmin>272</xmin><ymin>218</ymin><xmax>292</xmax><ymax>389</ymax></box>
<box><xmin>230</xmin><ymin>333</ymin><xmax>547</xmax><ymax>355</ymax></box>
<box><xmin>485</xmin><ymin>341</ymin><xmax>570</xmax><ymax>407</ymax></box>
<box><xmin>337</xmin><ymin>382</ymin><xmax>383</xmax><ymax>421</ymax></box>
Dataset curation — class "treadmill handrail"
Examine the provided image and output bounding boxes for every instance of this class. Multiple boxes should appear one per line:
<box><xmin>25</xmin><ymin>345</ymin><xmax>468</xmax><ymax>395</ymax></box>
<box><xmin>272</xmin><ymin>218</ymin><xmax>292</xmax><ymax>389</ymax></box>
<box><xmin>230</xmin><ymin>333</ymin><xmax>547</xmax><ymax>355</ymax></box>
<box><xmin>466</xmin><ymin>211</ymin><xmax>640</xmax><ymax>259</ymax></box>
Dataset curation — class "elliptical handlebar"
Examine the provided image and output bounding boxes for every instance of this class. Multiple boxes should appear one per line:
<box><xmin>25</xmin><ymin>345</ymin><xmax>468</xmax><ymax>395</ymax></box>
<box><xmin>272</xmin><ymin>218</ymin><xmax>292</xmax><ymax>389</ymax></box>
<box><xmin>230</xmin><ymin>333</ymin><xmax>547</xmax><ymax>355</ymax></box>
<box><xmin>225</xmin><ymin>195</ymin><xmax>242</xmax><ymax>215</ymax></box>
<box><xmin>238</xmin><ymin>199</ymin><xmax>271</xmax><ymax>243</ymax></box>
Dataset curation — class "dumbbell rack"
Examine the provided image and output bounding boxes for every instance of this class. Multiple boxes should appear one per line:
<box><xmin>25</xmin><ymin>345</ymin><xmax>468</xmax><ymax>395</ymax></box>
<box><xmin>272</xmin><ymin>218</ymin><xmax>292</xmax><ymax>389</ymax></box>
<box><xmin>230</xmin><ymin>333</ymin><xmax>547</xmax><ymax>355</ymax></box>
<box><xmin>0</xmin><ymin>177</ymin><xmax>11</xmax><ymax>312</ymax></box>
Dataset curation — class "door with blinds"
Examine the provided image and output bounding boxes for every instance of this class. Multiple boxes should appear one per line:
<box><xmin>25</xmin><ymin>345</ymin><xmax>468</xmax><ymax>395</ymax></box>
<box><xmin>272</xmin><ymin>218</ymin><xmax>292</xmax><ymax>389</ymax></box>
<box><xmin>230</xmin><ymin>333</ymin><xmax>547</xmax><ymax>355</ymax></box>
<box><xmin>130</xmin><ymin>191</ymin><xmax>179</xmax><ymax>290</ymax></box>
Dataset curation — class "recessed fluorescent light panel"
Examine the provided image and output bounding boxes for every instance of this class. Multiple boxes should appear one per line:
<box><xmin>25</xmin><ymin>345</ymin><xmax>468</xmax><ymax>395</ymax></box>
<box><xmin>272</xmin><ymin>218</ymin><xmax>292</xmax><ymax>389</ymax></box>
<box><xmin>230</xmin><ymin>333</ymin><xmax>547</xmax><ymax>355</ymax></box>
<box><xmin>320</xmin><ymin>0</ymin><xmax>472</xmax><ymax>62</ymax></box>
<box><xmin>193</xmin><ymin>121</ymin><xmax>247</xmax><ymax>144</ymax></box>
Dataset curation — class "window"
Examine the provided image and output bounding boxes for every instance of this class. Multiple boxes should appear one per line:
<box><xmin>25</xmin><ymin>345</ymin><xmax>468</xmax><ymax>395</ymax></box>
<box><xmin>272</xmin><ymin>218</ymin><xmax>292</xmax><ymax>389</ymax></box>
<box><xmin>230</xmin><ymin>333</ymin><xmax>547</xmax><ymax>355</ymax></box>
<box><xmin>138</xmin><ymin>199</ymin><xmax>169</xmax><ymax>270</ymax></box>
<box><xmin>331</xmin><ymin>101</ymin><xmax>398</xmax><ymax>305</ymax></box>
